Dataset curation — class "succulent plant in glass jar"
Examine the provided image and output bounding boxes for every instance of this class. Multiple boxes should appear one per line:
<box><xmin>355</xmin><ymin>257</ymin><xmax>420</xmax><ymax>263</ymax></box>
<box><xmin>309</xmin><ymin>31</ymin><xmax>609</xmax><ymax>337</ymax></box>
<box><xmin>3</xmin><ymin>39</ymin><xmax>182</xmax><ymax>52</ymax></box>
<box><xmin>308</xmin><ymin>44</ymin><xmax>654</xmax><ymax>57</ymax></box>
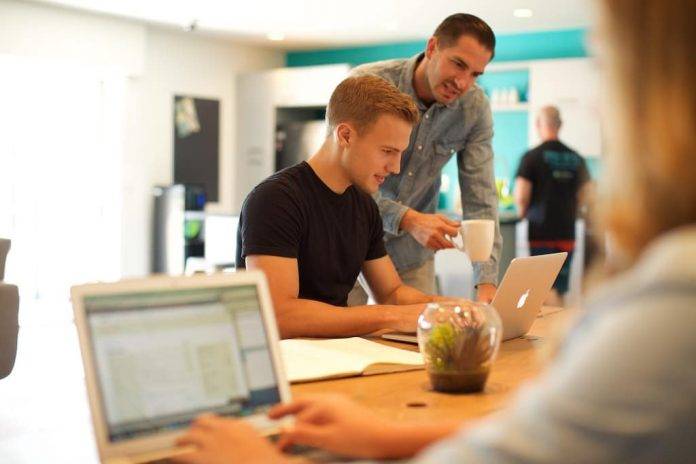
<box><xmin>417</xmin><ymin>301</ymin><xmax>502</xmax><ymax>393</ymax></box>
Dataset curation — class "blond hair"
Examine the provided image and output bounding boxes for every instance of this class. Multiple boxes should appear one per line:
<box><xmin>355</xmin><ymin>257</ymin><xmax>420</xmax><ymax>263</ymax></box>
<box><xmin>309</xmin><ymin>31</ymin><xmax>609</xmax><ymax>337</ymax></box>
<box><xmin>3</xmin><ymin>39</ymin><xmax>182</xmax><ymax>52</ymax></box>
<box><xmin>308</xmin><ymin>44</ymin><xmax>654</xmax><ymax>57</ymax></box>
<box><xmin>598</xmin><ymin>0</ymin><xmax>696</xmax><ymax>266</ymax></box>
<box><xmin>326</xmin><ymin>75</ymin><xmax>419</xmax><ymax>135</ymax></box>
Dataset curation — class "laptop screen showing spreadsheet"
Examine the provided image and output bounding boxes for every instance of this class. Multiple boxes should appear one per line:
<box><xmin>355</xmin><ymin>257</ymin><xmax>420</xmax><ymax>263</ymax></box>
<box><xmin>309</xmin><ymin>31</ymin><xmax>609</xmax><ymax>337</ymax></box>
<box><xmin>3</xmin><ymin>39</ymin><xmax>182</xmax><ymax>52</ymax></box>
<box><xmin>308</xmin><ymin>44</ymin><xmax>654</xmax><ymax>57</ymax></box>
<box><xmin>83</xmin><ymin>284</ymin><xmax>281</xmax><ymax>442</ymax></box>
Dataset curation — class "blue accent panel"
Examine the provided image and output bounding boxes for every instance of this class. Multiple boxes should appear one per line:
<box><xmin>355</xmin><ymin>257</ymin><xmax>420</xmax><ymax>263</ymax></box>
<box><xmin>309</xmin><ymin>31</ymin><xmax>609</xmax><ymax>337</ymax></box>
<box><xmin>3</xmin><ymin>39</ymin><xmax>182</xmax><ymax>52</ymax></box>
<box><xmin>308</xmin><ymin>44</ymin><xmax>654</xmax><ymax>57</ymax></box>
<box><xmin>492</xmin><ymin>111</ymin><xmax>529</xmax><ymax>186</ymax></box>
<box><xmin>439</xmin><ymin>156</ymin><xmax>459</xmax><ymax>211</ymax></box>
<box><xmin>478</xmin><ymin>70</ymin><xmax>530</xmax><ymax>102</ymax></box>
<box><xmin>439</xmin><ymin>111</ymin><xmax>528</xmax><ymax>211</ymax></box>
<box><xmin>493</xmin><ymin>29</ymin><xmax>587</xmax><ymax>62</ymax></box>
<box><xmin>286</xmin><ymin>29</ymin><xmax>587</xmax><ymax>67</ymax></box>
<box><xmin>287</xmin><ymin>41</ymin><xmax>426</xmax><ymax>67</ymax></box>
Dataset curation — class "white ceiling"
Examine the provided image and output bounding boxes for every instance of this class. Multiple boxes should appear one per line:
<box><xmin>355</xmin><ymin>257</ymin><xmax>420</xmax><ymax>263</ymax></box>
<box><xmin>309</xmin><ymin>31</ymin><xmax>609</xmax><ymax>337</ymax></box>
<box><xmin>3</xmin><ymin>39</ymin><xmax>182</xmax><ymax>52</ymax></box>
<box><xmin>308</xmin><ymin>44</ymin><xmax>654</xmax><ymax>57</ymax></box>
<box><xmin>31</xmin><ymin>0</ymin><xmax>594</xmax><ymax>49</ymax></box>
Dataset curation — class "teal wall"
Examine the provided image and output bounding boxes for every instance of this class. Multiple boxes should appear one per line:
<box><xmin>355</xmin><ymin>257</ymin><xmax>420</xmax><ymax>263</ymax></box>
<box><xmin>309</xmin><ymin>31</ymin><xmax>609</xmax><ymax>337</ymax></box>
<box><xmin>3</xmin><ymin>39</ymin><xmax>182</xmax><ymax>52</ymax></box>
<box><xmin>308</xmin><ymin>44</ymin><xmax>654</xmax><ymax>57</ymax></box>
<box><xmin>478</xmin><ymin>69</ymin><xmax>531</xmax><ymax>194</ymax></box>
<box><xmin>286</xmin><ymin>28</ymin><xmax>595</xmax><ymax>212</ymax></box>
<box><xmin>286</xmin><ymin>28</ymin><xmax>588</xmax><ymax>67</ymax></box>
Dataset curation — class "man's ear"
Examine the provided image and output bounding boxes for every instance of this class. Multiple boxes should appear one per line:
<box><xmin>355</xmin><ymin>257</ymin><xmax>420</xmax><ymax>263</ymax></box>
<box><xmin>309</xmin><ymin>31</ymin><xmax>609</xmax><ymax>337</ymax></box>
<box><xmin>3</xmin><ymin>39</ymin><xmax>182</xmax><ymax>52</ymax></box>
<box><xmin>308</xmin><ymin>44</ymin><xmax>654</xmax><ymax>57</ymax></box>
<box><xmin>424</xmin><ymin>36</ymin><xmax>438</xmax><ymax>59</ymax></box>
<box><xmin>335</xmin><ymin>123</ymin><xmax>353</xmax><ymax>147</ymax></box>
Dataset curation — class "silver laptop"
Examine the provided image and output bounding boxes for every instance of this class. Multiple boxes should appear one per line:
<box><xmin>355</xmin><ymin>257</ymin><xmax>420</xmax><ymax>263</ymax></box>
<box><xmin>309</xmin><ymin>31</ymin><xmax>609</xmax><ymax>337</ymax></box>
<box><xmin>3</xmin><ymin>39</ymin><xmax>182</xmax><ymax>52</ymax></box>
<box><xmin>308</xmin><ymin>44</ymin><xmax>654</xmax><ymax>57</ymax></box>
<box><xmin>71</xmin><ymin>271</ymin><xmax>291</xmax><ymax>464</ymax></box>
<box><xmin>492</xmin><ymin>252</ymin><xmax>567</xmax><ymax>340</ymax></box>
<box><xmin>382</xmin><ymin>253</ymin><xmax>568</xmax><ymax>343</ymax></box>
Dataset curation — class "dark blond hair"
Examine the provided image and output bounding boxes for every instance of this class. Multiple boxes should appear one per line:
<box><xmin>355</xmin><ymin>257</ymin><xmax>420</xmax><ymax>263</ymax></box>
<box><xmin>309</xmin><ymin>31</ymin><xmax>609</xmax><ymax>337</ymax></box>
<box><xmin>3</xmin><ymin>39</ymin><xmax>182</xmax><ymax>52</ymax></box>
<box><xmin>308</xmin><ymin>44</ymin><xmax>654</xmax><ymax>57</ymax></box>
<box><xmin>326</xmin><ymin>75</ymin><xmax>419</xmax><ymax>135</ymax></box>
<box><xmin>598</xmin><ymin>0</ymin><xmax>696</xmax><ymax>265</ymax></box>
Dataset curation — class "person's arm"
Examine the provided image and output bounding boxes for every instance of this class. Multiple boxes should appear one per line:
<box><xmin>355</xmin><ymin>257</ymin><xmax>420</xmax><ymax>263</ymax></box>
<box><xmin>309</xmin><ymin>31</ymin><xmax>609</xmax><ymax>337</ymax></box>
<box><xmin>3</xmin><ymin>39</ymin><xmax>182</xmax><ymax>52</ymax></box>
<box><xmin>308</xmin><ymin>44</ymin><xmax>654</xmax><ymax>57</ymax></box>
<box><xmin>456</xmin><ymin>101</ymin><xmax>501</xmax><ymax>295</ymax></box>
<box><xmin>173</xmin><ymin>415</ymin><xmax>291</xmax><ymax>464</ymax></box>
<box><xmin>173</xmin><ymin>395</ymin><xmax>463</xmax><ymax>463</ymax></box>
<box><xmin>514</xmin><ymin>176</ymin><xmax>533</xmax><ymax>218</ymax></box>
<box><xmin>372</xmin><ymin>189</ymin><xmax>412</xmax><ymax>237</ymax></box>
<box><xmin>576</xmin><ymin>157</ymin><xmax>594</xmax><ymax>214</ymax></box>
<box><xmin>410</xmin><ymin>295</ymin><xmax>696</xmax><ymax>463</ymax></box>
<box><xmin>361</xmin><ymin>255</ymin><xmax>435</xmax><ymax>305</ymax></box>
<box><xmin>372</xmin><ymin>181</ymin><xmax>461</xmax><ymax>250</ymax></box>
<box><xmin>246</xmin><ymin>255</ymin><xmax>428</xmax><ymax>339</ymax></box>
<box><xmin>270</xmin><ymin>395</ymin><xmax>463</xmax><ymax>460</ymax></box>
<box><xmin>399</xmin><ymin>208</ymin><xmax>461</xmax><ymax>250</ymax></box>
<box><xmin>577</xmin><ymin>180</ymin><xmax>594</xmax><ymax>212</ymax></box>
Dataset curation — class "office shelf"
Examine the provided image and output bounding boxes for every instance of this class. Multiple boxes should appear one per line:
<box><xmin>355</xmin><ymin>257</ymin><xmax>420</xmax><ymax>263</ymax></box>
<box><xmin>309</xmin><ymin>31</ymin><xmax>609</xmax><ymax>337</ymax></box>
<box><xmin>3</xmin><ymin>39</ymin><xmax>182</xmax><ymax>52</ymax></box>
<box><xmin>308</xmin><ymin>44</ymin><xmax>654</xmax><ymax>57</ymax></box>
<box><xmin>491</xmin><ymin>102</ymin><xmax>529</xmax><ymax>112</ymax></box>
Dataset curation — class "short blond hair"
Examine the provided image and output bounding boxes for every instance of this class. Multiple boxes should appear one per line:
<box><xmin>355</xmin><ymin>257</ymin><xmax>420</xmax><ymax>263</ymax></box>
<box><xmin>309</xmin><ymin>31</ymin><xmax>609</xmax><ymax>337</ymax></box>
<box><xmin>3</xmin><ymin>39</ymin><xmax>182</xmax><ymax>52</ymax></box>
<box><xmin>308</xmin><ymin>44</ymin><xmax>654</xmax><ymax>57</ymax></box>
<box><xmin>598</xmin><ymin>0</ymin><xmax>696</xmax><ymax>265</ymax></box>
<box><xmin>326</xmin><ymin>75</ymin><xmax>419</xmax><ymax>135</ymax></box>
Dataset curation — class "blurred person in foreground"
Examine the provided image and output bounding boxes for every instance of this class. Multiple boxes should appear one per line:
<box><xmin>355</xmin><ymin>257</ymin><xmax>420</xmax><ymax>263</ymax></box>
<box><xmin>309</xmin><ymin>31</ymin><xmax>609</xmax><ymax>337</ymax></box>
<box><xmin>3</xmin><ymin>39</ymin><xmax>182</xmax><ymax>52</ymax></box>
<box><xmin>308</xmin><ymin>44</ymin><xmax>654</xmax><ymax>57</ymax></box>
<box><xmin>174</xmin><ymin>1</ymin><xmax>696</xmax><ymax>462</ymax></box>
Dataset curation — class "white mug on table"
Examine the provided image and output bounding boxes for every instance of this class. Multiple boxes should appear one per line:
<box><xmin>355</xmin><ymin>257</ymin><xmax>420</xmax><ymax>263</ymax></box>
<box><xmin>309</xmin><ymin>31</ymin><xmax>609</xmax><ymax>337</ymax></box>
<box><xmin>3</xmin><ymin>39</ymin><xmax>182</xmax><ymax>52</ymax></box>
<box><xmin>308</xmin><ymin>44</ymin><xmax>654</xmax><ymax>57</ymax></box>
<box><xmin>446</xmin><ymin>219</ymin><xmax>495</xmax><ymax>262</ymax></box>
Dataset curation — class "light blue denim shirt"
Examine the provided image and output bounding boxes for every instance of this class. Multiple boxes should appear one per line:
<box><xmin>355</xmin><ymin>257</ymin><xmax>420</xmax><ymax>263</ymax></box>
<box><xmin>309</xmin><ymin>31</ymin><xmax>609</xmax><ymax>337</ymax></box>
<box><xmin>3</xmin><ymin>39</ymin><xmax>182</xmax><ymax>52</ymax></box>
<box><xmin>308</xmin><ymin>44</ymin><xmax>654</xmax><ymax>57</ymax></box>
<box><xmin>352</xmin><ymin>54</ymin><xmax>501</xmax><ymax>285</ymax></box>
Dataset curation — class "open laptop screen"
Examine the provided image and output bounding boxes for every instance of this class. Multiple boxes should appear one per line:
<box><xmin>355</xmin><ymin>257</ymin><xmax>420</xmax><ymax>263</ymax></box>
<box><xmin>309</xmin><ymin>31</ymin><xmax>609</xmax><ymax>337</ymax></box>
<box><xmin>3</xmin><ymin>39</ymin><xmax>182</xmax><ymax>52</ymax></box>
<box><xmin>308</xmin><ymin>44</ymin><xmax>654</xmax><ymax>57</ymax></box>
<box><xmin>83</xmin><ymin>284</ymin><xmax>280</xmax><ymax>442</ymax></box>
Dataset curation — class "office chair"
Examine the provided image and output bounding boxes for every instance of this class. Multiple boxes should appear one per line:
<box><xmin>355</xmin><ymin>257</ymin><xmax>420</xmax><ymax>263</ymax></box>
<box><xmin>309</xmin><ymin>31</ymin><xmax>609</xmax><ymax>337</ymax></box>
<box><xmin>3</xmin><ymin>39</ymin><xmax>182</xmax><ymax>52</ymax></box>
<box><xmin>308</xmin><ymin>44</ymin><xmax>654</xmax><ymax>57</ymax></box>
<box><xmin>0</xmin><ymin>238</ymin><xmax>19</xmax><ymax>379</ymax></box>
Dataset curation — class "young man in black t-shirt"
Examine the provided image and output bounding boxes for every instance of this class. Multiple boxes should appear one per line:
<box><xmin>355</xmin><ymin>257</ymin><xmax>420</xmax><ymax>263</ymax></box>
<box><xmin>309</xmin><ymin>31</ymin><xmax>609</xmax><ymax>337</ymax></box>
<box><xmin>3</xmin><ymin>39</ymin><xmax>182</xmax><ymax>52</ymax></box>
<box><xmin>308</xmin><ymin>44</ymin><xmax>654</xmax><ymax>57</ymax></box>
<box><xmin>237</xmin><ymin>75</ymin><xmax>451</xmax><ymax>339</ymax></box>
<box><xmin>514</xmin><ymin>106</ymin><xmax>592</xmax><ymax>304</ymax></box>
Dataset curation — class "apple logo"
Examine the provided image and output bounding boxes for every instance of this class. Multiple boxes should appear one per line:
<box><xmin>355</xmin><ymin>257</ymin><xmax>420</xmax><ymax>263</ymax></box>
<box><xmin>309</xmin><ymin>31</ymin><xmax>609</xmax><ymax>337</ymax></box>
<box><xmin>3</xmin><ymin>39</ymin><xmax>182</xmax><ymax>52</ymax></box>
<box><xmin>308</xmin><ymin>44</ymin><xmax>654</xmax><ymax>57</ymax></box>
<box><xmin>516</xmin><ymin>289</ymin><xmax>531</xmax><ymax>309</ymax></box>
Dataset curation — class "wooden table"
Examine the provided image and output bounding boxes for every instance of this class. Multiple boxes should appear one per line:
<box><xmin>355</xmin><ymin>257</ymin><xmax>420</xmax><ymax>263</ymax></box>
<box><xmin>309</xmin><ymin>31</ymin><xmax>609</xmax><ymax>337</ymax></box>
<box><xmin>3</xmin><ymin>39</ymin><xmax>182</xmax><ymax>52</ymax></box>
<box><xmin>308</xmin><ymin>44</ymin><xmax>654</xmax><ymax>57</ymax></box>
<box><xmin>291</xmin><ymin>307</ymin><xmax>575</xmax><ymax>423</ymax></box>
<box><xmin>0</xmin><ymin>307</ymin><xmax>574</xmax><ymax>462</ymax></box>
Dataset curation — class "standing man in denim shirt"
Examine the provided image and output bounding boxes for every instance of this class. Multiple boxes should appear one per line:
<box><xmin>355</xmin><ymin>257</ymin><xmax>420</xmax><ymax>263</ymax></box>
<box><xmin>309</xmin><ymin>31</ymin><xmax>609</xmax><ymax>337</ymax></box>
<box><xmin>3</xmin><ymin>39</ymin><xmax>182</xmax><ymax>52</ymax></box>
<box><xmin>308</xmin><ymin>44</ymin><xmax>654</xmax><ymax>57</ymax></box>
<box><xmin>349</xmin><ymin>13</ymin><xmax>502</xmax><ymax>304</ymax></box>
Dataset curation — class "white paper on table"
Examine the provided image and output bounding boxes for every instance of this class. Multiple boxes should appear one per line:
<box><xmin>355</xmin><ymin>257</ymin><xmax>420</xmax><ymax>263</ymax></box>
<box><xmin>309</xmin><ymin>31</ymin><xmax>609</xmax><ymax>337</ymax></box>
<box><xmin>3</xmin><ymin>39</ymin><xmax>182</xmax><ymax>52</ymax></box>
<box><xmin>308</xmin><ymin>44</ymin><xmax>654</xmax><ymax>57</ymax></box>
<box><xmin>280</xmin><ymin>337</ymin><xmax>424</xmax><ymax>383</ymax></box>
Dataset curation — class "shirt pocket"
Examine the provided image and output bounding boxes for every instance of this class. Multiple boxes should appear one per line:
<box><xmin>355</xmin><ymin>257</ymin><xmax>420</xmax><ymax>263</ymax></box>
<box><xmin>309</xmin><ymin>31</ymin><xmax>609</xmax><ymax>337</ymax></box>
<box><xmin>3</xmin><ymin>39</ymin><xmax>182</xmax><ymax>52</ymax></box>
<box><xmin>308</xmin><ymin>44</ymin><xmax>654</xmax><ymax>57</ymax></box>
<box><xmin>432</xmin><ymin>139</ymin><xmax>467</xmax><ymax>175</ymax></box>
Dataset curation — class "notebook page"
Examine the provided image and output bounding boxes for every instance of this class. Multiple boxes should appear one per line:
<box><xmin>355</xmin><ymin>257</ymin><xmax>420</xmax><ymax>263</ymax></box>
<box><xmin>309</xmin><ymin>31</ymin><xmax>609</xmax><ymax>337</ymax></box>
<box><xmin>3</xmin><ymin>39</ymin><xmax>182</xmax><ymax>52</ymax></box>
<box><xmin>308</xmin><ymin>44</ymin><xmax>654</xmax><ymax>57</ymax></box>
<box><xmin>280</xmin><ymin>337</ymin><xmax>423</xmax><ymax>383</ymax></box>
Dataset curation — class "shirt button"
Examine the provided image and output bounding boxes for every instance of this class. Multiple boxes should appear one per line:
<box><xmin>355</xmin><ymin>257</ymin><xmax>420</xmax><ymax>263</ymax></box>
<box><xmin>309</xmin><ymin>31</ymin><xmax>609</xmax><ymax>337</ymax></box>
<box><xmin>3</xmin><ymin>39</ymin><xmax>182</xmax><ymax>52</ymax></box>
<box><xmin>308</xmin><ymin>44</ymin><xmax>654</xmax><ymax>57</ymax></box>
<box><xmin>418</xmin><ymin>145</ymin><xmax>423</xmax><ymax>150</ymax></box>
<box><xmin>408</xmin><ymin>171</ymin><xmax>413</xmax><ymax>176</ymax></box>
<box><xmin>425</xmin><ymin>114</ymin><xmax>429</xmax><ymax>119</ymax></box>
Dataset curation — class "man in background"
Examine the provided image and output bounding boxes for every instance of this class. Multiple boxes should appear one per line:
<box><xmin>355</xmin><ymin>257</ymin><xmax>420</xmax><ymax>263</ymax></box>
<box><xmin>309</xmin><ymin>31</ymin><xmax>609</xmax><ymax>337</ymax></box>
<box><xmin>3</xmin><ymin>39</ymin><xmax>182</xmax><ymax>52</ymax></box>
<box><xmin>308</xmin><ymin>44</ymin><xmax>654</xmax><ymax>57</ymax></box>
<box><xmin>349</xmin><ymin>13</ymin><xmax>502</xmax><ymax>304</ymax></box>
<box><xmin>514</xmin><ymin>106</ymin><xmax>592</xmax><ymax>305</ymax></box>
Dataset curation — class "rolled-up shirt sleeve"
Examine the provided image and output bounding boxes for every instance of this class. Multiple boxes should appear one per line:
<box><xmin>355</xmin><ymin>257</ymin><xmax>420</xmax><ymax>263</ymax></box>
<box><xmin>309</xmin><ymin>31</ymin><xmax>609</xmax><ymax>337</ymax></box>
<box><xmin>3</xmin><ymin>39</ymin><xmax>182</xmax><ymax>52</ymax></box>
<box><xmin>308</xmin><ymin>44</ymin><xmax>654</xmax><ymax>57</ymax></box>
<box><xmin>373</xmin><ymin>190</ymin><xmax>410</xmax><ymax>237</ymax></box>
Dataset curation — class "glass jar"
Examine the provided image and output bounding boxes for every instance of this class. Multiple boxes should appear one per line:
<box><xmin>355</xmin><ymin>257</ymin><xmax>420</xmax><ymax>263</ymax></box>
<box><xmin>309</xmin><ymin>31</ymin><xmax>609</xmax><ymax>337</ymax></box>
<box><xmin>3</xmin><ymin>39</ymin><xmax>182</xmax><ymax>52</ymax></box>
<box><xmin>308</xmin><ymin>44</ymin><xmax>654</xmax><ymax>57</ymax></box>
<box><xmin>417</xmin><ymin>301</ymin><xmax>502</xmax><ymax>393</ymax></box>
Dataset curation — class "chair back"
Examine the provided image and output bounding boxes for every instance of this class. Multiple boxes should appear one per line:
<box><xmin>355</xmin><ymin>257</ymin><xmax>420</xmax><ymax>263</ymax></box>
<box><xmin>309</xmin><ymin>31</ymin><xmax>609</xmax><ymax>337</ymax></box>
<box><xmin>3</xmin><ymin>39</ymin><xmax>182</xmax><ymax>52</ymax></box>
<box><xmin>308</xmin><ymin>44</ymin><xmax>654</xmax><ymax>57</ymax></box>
<box><xmin>0</xmin><ymin>238</ymin><xmax>18</xmax><ymax>379</ymax></box>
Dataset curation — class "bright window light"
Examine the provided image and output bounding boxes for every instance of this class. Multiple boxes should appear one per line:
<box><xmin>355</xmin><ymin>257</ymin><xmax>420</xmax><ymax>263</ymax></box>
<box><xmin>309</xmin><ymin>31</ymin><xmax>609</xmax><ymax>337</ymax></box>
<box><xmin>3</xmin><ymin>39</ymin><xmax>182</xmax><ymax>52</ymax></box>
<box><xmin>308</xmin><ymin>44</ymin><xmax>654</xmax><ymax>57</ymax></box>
<box><xmin>513</xmin><ymin>8</ymin><xmax>534</xmax><ymax>18</ymax></box>
<box><xmin>0</xmin><ymin>54</ymin><xmax>124</xmax><ymax>323</ymax></box>
<box><xmin>267</xmin><ymin>32</ymin><xmax>285</xmax><ymax>41</ymax></box>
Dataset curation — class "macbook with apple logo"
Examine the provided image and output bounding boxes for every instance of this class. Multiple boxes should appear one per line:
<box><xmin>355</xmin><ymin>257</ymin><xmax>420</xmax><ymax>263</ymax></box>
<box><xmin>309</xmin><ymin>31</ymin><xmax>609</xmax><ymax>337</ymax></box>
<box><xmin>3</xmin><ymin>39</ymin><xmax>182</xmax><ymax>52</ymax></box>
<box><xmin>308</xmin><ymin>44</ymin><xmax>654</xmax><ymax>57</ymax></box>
<box><xmin>382</xmin><ymin>253</ymin><xmax>567</xmax><ymax>344</ymax></box>
<box><xmin>491</xmin><ymin>252</ymin><xmax>568</xmax><ymax>341</ymax></box>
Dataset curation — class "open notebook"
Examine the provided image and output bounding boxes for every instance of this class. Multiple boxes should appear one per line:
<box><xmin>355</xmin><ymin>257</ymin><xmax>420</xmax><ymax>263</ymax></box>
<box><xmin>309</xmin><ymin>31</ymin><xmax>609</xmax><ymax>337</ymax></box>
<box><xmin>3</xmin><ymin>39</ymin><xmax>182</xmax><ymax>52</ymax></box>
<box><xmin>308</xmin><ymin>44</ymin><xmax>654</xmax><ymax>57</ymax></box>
<box><xmin>280</xmin><ymin>337</ymin><xmax>424</xmax><ymax>383</ymax></box>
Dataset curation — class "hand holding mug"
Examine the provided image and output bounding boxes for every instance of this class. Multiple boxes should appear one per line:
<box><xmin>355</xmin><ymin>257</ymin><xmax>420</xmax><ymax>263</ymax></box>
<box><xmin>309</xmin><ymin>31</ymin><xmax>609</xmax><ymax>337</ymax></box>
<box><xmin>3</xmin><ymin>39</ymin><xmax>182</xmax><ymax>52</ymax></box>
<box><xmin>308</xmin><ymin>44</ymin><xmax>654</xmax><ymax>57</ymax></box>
<box><xmin>445</xmin><ymin>219</ymin><xmax>495</xmax><ymax>262</ymax></box>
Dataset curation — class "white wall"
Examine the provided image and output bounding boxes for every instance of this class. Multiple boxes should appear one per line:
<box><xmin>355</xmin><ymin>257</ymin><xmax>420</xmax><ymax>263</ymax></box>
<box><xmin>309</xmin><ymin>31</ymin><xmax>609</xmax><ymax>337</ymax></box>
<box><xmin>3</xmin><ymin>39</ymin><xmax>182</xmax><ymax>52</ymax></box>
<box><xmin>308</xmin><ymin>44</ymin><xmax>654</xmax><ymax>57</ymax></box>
<box><xmin>0</xmin><ymin>0</ymin><xmax>145</xmax><ymax>74</ymax></box>
<box><xmin>0</xmin><ymin>0</ymin><xmax>285</xmax><ymax>278</ymax></box>
<box><xmin>528</xmin><ymin>58</ymin><xmax>602</xmax><ymax>157</ymax></box>
<box><xmin>125</xmin><ymin>29</ymin><xmax>284</xmax><ymax>277</ymax></box>
<box><xmin>234</xmin><ymin>64</ymin><xmax>349</xmax><ymax>211</ymax></box>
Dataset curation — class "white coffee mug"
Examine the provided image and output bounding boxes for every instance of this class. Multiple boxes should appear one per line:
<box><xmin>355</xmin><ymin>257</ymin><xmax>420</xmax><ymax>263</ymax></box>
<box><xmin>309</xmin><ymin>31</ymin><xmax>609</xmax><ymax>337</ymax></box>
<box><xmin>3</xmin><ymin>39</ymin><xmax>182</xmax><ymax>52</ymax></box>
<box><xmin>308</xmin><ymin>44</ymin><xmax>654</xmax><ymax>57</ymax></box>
<box><xmin>446</xmin><ymin>219</ymin><xmax>495</xmax><ymax>262</ymax></box>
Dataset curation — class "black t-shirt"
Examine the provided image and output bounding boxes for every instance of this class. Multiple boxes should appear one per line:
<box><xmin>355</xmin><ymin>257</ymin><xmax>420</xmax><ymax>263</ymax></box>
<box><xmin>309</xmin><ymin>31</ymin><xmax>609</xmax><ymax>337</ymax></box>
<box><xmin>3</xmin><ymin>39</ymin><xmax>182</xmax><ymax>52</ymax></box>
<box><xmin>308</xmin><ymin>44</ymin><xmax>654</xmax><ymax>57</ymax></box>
<box><xmin>516</xmin><ymin>140</ymin><xmax>590</xmax><ymax>240</ymax></box>
<box><xmin>236</xmin><ymin>162</ymin><xmax>387</xmax><ymax>307</ymax></box>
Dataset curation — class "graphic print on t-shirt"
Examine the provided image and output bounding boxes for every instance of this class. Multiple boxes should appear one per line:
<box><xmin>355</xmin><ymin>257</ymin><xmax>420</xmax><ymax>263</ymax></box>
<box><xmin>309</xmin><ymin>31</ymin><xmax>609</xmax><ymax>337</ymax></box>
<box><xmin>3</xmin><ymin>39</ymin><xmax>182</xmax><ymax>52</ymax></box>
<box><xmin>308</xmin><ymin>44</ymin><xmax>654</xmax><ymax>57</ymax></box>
<box><xmin>516</xmin><ymin>141</ymin><xmax>590</xmax><ymax>241</ymax></box>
